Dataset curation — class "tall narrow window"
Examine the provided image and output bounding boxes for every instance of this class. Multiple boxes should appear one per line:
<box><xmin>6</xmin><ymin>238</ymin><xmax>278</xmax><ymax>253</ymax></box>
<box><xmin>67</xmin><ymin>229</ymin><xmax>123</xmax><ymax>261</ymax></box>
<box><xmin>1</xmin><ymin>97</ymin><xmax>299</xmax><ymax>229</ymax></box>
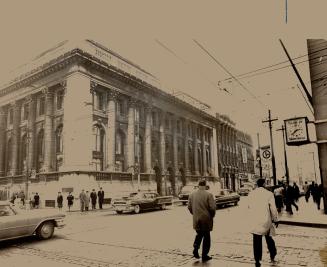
<box><xmin>92</xmin><ymin>125</ymin><xmax>105</xmax><ymax>171</ymax></box>
<box><xmin>8</xmin><ymin>109</ymin><xmax>13</xmax><ymax>125</ymax></box>
<box><xmin>36</xmin><ymin>130</ymin><xmax>44</xmax><ymax>172</ymax></box>
<box><xmin>95</xmin><ymin>91</ymin><xmax>105</xmax><ymax>111</ymax></box>
<box><xmin>39</xmin><ymin>96</ymin><xmax>45</xmax><ymax>116</ymax></box>
<box><xmin>6</xmin><ymin>138</ymin><xmax>12</xmax><ymax>175</ymax></box>
<box><xmin>56</xmin><ymin>126</ymin><xmax>63</xmax><ymax>154</ymax></box>
<box><xmin>20</xmin><ymin>134</ymin><xmax>28</xmax><ymax>173</ymax></box>
<box><xmin>57</xmin><ymin>90</ymin><xmax>64</xmax><ymax>110</ymax></box>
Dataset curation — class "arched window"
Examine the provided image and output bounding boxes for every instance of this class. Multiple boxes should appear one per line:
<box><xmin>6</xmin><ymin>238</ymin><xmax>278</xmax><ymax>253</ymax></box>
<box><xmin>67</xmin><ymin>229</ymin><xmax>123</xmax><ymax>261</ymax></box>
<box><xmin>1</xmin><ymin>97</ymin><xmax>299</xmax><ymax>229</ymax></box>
<box><xmin>92</xmin><ymin>125</ymin><xmax>105</xmax><ymax>171</ymax></box>
<box><xmin>20</xmin><ymin>134</ymin><xmax>28</xmax><ymax>173</ymax></box>
<box><xmin>6</xmin><ymin>138</ymin><xmax>12</xmax><ymax>175</ymax></box>
<box><xmin>36</xmin><ymin>130</ymin><xmax>44</xmax><ymax>172</ymax></box>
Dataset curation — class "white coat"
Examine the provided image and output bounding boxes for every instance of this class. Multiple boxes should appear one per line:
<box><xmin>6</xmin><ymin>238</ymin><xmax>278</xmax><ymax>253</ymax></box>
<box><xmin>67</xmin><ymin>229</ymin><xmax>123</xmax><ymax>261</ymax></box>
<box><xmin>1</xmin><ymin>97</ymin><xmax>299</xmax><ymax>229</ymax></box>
<box><xmin>248</xmin><ymin>187</ymin><xmax>278</xmax><ymax>236</ymax></box>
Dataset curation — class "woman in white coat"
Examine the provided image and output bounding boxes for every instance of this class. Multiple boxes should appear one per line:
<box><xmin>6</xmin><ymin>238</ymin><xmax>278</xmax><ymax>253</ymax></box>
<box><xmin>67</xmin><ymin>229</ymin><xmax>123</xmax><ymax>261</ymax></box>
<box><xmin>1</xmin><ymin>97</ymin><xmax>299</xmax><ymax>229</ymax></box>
<box><xmin>248</xmin><ymin>178</ymin><xmax>279</xmax><ymax>267</ymax></box>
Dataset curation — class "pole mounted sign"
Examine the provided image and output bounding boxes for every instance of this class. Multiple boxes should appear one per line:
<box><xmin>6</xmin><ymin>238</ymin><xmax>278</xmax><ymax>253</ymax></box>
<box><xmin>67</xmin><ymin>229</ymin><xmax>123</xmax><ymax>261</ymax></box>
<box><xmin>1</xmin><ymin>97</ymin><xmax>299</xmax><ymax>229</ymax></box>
<box><xmin>284</xmin><ymin>117</ymin><xmax>310</xmax><ymax>146</ymax></box>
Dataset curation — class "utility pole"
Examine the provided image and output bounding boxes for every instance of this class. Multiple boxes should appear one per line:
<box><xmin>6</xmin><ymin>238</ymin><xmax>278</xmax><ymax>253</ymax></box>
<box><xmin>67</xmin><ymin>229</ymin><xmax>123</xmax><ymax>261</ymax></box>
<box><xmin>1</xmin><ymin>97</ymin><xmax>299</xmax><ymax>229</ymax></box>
<box><xmin>262</xmin><ymin>110</ymin><xmax>278</xmax><ymax>186</ymax></box>
<box><xmin>277</xmin><ymin>125</ymin><xmax>289</xmax><ymax>184</ymax></box>
<box><xmin>257</xmin><ymin>133</ymin><xmax>263</xmax><ymax>178</ymax></box>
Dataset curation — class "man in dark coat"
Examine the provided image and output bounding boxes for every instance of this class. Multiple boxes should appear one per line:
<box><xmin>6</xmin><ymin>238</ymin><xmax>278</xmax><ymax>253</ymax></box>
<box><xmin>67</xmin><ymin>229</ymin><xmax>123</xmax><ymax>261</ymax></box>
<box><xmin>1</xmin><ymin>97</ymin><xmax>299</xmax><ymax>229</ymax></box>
<box><xmin>57</xmin><ymin>192</ymin><xmax>63</xmax><ymax>211</ymax></box>
<box><xmin>97</xmin><ymin>187</ymin><xmax>105</xmax><ymax>209</ymax></box>
<box><xmin>34</xmin><ymin>193</ymin><xmax>40</xmax><ymax>209</ymax></box>
<box><xmin>90</xmin><ymin>189</ymin><xmax>97</xmax><ymax>210</ymax></box>
<box><xmin>188</xmin><ymin>179</ymin><xmax>216</xmax><ymax>262</ymax></box>
<box><xmin>67</xmin><ymin>192</ymin><xmax>74</xmax><ymax>211</ymax></box>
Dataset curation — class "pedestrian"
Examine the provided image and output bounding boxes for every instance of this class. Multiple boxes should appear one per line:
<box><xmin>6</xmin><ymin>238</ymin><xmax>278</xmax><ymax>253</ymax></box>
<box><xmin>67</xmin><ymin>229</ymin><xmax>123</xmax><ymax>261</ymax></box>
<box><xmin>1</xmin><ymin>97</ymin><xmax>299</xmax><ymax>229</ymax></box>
<box><xmin>20</xmin><ymin>191</ymin><xmax>25</xmax><ymax>206</ymax></box>
<box><xmin>303</xmin><ymin>181</ymin><xmax>310</xmax><ymax>202</ymax></box>
<box><xmin>312</xmin><ymin>183</ymin><xmax>319</xmax><ymax>204</ymax></box>
<box><xmin>85</xmin><ymin>191</ymin><xmax>90</xmax><ymax>211</ymax></box>
<box><xmin>293</xmin><ymin>182</ymin><xmax>300</xmax><ymax>202</ymax></box>
<box><xmin>67</xmin><ymin>192</ymin><xmax>74</xmax><ymax>211</ymax></box>
<box><xmin>97</xmin><ymin>187</ymin><xmax>105</xmax><ymax>209</ymax></box>
<box><xmin>248</xmin><ymin>178</ymin><xmax>278</xmax><ymax>267</ymax></box>
<box><xmin>316</xmin><ymin>184</ymin><xmax>323</xmax><ymax>210</ymax></box>
<box><xmin>57</xmin><ymin>192</ymin><xmax>63</xmax><ymax>211</ymax></box>
<box><xmin>309</xmin><ymin>181</ymin><xmax>316</xmax><ymax>203</ymax></box>
<box><xmin>33</xmin><ymin>193</ymin><xmax>40</xmax><ymax>209</ymax></box>
<box><xmin>79</xmin><ymin>189</ymin><xmax>86</xmax><ymax>212</ymax></box>
<box><xmin>188</xmin><ymin>179</ymin><xmax>216</xmax><ymax>262</ymax></box>
<box><xmin>284</xmin><ymin>182</ymin><xmax>298</xmax><ymax>215</ymax></box>
<box><xmin>90</xmin><ymin>189</ymin><xmax>97</xmax><ymax>210</ymax></box>
<box><xmin>273</xmin><ymin>184</ymin><xmax>284</xmax><ymax>213</ymax></box>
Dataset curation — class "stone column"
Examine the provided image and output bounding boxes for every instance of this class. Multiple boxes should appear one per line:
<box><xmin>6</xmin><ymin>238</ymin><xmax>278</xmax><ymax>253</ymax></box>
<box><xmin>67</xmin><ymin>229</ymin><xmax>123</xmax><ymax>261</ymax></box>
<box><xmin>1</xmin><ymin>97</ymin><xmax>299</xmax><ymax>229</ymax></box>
<box><xmin>211</xmin><ymin>127</ymin><xmax>219</xmax><ymax>178</ymax></box>
<box><xmin>172</xmin><ymin>117</ymin><xmax>178</xmax><ymax>175</ymax></box>
<box><xmin>193</xmin><ymin>124</ymin><xmax>199</xmax><ymax>175</ymax></box>
<box><xmin>62</xmin><ymin>73</ymin><xmax>94</xmax><ymax>171</ymax></box>
<box><xmin>184</xmin><ymin>120</ymin><xmax>190</xmax><ymax>175</ymax></box>
<box><xmin>144</xmin><ymin>105</ymin><xmax>152</xmax><ymax>173</ymax></box>
<box><xmin>43</xmin><ymin>88</ymin><xmax>54</xmax><ymax>172</ymax></box>
<box><xmin>127</xmin><ymin>98</ymin><xmax>136</xmax><ymax>171</ymax></box>
<box><xmin>202</xmin><ymin>127</ymin><xmax>207</xmax><ymax>176</ymax></box>
<box><xmin>0</xmin><ymin>107</ymin><xmax>6</xmax><ymax>176</ymax></box>
<box><xmin>159</xmin><ymin>111</ymin><xmax>166</xmax><ymax>171</ymax></box>
<box><xmin>11</xmin><ymin>102</ymin><xmax>21</xmax><ymax>175</ymax></box>
<box><xmin>106</xmin><ymin>90</ymin><xmax>118</xmax><ymax>171</ymax></box>
<box><xmin>27</xmin><ymin>95</ymin><xmax>36</xmax><ymax>172</ymax></box>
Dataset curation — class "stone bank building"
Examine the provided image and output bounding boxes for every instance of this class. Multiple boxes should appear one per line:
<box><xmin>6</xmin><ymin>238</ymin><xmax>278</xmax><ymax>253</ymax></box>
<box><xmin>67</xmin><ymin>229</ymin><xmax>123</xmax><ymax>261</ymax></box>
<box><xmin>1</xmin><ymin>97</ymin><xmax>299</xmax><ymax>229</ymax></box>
<box><xmin>0</xmin><ymin>40</ymin><xmax>222</xmax><ymax>204</ymax></box>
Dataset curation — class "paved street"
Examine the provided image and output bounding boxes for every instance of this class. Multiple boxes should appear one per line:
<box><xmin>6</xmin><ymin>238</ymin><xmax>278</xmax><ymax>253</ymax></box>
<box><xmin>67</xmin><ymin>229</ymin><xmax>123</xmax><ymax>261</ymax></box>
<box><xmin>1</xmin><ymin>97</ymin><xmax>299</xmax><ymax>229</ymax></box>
<box><xmin>0</xmin><ymin>197</ymin><xmax>327</xmax><ymax>267</ymax></box>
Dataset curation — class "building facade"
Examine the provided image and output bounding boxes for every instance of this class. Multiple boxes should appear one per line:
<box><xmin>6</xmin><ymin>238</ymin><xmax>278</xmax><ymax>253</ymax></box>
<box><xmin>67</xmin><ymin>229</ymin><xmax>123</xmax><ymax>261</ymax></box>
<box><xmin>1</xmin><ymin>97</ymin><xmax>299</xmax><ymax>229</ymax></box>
<box><xmin>0</xmin><ymin>40</ymin><xmax>220</xmax><ymax>204</ymax></box>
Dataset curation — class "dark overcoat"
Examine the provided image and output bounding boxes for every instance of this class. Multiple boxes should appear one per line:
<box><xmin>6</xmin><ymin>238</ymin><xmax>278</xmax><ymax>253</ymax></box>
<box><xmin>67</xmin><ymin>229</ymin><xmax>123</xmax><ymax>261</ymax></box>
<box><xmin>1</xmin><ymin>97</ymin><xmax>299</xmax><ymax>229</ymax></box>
<box><xmin>188</xmin><ymin>188</ymin><xmax>216</xmax><ymax>231</ymax></box>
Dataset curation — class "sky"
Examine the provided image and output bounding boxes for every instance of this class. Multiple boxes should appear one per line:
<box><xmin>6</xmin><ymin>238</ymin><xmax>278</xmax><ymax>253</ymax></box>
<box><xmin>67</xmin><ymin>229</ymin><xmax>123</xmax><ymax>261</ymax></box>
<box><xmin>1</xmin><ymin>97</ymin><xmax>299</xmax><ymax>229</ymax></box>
<box><xmin>0</xmin><ymin>0</ymin><xmax>325</xmax><ymax>183</ymax></box>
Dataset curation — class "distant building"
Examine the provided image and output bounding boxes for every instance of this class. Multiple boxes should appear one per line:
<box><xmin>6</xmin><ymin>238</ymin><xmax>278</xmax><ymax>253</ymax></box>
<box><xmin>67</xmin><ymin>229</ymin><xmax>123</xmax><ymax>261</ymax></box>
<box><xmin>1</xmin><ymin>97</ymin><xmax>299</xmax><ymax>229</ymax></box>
<box><xmin>0</xmin><ymin>40</ymin><xmax>220</xmax><ymax>204</ymax></box>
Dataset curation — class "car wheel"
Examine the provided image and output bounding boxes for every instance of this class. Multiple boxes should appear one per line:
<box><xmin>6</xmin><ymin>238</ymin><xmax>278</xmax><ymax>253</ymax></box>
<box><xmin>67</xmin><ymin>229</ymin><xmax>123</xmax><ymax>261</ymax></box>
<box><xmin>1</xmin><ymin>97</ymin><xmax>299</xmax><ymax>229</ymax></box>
<box><xmin>37</xmin><ymin>221</ymin><xmax>54</xmax><ymax>240</ymax></box>
<box><xmin>234</xmin><ymin>201</ymin><xmax>239</xmax><ymax>206</ymax></box>
<box><xmin>116</xmin><ymin>210</ymin><xmax>123</xmax><ymax>214</ymax></box>
<box><xmin>182</xmin><ymin>202</ymin><xmax>187</xmax><ymax>206</ymax></box>
<box><xmin>134</xmin><ymin>205</ymin><xmax>141</xmax><ymax>214</ymax></box>
<box><xmin>161</xmin><ymin>204</ymin><xmax>166</xmax><ymax>210</ymax></box>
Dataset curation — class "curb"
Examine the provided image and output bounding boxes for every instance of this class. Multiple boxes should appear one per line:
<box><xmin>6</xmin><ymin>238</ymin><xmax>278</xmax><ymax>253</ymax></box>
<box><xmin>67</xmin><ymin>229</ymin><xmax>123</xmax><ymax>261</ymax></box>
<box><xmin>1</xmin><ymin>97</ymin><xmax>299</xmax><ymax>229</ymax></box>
<box><xmin>279</xmin><ymin>220</ymin><xmax>327</xmax><ymax>228</ymax></box>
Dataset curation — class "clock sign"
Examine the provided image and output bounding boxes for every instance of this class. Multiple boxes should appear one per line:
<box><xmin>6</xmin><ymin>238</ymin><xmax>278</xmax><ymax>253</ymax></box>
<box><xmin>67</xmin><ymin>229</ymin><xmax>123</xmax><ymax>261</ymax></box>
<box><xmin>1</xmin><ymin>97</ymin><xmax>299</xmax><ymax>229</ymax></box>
<box><xmin>284</xmin><ymin>117</ymin><xmax>309</xmax><ymax>146</ymax></box>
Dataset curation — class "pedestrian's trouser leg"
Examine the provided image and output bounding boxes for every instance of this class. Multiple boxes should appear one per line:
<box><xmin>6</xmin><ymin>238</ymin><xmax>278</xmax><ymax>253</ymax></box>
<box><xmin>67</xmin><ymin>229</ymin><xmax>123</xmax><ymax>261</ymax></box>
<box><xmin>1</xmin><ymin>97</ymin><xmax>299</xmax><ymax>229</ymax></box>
<box><xmin>253</xmin><ymin>234</ymin><xmax>262</xmax><ymax>263</ymax></box>
<box><xmin>291</xmin><ymin>201</ymin><xmax>299</xmax><ymax>211</ymax></box>
<box><xmin>265</xmin><ymin>235</ymin><xmax>277</xmax><ymax>260</ymax></box>
<box><xmin>194</xmin><ymin>230</ymin><xmax>204</xmax><ymax>250</ymax></box>
<box><xmin>317</xmin><ymin>198</ymin><xmax>321</xmax><ymax>209</ymax></box>
<box><xmin>202</xmin><ymin>231</ymin><xmax>211</xmax><ymax>257</ymax></box>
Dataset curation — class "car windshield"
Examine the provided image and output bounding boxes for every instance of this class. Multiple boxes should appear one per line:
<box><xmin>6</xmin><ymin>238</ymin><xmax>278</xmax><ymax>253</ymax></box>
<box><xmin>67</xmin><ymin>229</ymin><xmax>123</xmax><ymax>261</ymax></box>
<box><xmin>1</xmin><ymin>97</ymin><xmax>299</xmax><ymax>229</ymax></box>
<box><xmin>0</xmin><ymin>205</ymin><xmax>16</xmax><ymax>216</ymax></box>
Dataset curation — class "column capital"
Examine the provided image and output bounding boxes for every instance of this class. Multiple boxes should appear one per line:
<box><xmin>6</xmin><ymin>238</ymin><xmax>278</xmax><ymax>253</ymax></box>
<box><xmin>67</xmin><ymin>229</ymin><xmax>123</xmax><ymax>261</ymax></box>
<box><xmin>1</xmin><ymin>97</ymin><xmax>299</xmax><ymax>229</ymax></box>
<box><xmin>60</xmin><ymin>80</ymin><xmax>67</xmax><ymax>94</ymax></box>
<box><xmin>108</xmin><ymin>90</ymin><xmax>120</xmax><ymax>101</ymax></box>
<box><xmin>144</xmin><ymin>103</ymin><xmax>153</xmax><ymax>113</ymax></box>
<box><xmin>90</xmin><ymin>81</ymin><xmax>98</xmax><ymax>94</ymax></box>
<box><xmin>42</xmin><ymin>87</ymin><xmax>54</xmax><ymax>97</ymax></box>
<box><xmin>127</xmin><ymin>97</ymin><xmax>139</xmax><ymax>107</ymax></box>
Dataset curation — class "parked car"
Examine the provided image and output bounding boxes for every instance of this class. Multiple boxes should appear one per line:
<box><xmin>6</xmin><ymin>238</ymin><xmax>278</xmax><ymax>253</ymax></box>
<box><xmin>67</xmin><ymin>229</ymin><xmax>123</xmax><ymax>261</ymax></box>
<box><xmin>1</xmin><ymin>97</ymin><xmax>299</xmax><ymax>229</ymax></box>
<box><xmin>0</xmin><ymin>201</ymin><xmax>65</xmax><ymax>242</ymax></box>
<box><xmin>210</xmin><ymin>189</ymin><xmax>240</xmax><ymax>208</ymax></box>
<box><xmin>237</xmin><ymin>187</ymin><xmax>250</xmax><ymax>196</ymax></box>
<box><xmin>178</xmin><ymin>185</ymin><xmax>197</xmax><ymax>205</ymax></box>
<box><xmin>112</xmin><ymin>192</ymin><xmax>173</xmax><ymax>214</ymax></box>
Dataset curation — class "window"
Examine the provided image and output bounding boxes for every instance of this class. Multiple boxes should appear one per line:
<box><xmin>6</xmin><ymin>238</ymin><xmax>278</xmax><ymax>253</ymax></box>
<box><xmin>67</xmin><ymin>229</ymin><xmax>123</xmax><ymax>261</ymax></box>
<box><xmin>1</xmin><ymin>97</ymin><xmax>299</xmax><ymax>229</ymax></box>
<box><xmin>117</xmin><ymin>100</ymin><xmax>125</xmax><ymax>116</ymax></box>
<box><xmin>39</xmin><ymin>97</ymin><xmax>45</xmax><ymax>116</ymax></box>
<box><xmin>8</xmin><ymin>109</ymin><xmax>13</xmax><ymax>125</ymax></box>
<box><xmin>151</xmin><ymin>112</ymin><xmax>157</xmax><ymax>126</ymax></box>
<box><xmin>6</xmin><ymin>138</ymin><xmax>12</xmax><ymax>175</ymax></box>
<box><xmin>95</xmin><ymin>91</ymin><xmax>105</xmax><ymax>111</ymax></box>
<box><xmin>165</xmin><ymin>117</ymin><xmax>170</xmax><ymax>130</ymax></box>
<box><xmin>177</xmin><ymin>120</ymin><xmax>181</xmax><ymax>134</ymax></box>
<box><xmin>22</xmin><ymin>103</ymin><xmax>29</xmax><ymax>121</ymax></box>
<box><xmin>116</xmin><ymin>131</ymin><xmax>124</xmax><ymax>155</ymax></box>
<box><xmin>20</xmin><ymin>134</ymin><xmax>28</xmax><ymax>172</ymax></box>
<box><xmin>57</xmin><ymin>90</ymin><xmax>64</xmax><ymax>110</ymax></box>
<box><xmin>36</xmin><ymin>130</ymin><xmax>44</xmax><ymax>172</ymax></box>
<box><xmin>93</xmin><ymin>125</ymin><xmax>104</xmax><ymax>152</ymax></box>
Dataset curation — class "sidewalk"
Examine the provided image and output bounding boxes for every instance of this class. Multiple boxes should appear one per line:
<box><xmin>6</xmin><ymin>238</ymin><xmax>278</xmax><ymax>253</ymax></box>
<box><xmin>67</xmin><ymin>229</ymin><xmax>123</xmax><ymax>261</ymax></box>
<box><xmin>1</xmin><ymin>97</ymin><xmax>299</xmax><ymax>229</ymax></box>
<box><xmin>278</xmin><ymin>196</ymin><xmax>327</xmax><ymax>228</ymax></box>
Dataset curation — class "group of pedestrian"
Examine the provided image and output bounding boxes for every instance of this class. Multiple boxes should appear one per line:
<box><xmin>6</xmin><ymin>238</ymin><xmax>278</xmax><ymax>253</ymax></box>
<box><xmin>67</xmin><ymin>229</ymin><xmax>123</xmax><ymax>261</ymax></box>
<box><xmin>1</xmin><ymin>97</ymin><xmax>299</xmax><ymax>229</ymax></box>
<box><xmin>273</xmin><ymin>181</ymin><xmax>299</xmax><ymax>215</ymax></box>
<box><xmin>303</xmin><ymin>181</ymin><xmax>324</xmax><ymax>209</ymax></box>
<box><xmin>188</xmin><ymin>178</ymin><xmax>279</xmax><ymax>266</ymax></box>
<box><xmin>79</xmin><ymin>188</ymin><xmax>105</xmax><ymax>212</ymax></box>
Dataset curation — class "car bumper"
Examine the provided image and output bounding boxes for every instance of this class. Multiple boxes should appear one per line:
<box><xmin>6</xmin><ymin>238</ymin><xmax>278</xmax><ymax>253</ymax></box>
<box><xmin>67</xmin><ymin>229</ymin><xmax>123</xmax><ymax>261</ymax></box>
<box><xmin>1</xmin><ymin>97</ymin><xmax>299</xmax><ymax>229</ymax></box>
<box><xmin>55</xmin><ymin>219</ymin><xmax>65</xmax><ymax>228</ymax></box>
<box><xmin>114</xmin><ymin>205</ymin><xmax>135</xmax><ymax>213</ymax></box>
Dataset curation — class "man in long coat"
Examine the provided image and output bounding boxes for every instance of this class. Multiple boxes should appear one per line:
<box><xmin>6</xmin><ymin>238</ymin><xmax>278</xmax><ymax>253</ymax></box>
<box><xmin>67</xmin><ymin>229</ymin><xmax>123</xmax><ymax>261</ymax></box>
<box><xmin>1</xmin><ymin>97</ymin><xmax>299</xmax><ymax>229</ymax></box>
<box><xmin>97</xmin><ymin>187</ymin><xmax>105</xmax><ymax>209</ymax></box>
<box><xmin>248</xmin><ymin>178</ymin><xmax>279</xmax><ymax>267</ymax></box>
<box><xmin>90</xmin><ymin>189</ymin><xmax>97</xmax><ymax>210</ymax></box>
<box><xmin>79</xmin><ymin>189</ymin><xmax>87</xmax><ymax>212</ymax></box>
<box><xmin>188</xmin><ymin>179</ymin><xmax>216</xmax><ymax>262</ymax></box>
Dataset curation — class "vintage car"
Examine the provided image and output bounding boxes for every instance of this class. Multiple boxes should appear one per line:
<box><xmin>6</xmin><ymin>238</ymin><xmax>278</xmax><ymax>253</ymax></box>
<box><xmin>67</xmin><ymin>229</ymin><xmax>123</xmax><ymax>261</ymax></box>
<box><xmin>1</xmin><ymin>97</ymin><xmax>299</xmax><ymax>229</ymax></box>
<box><xmin>0</xmin><ymin>201</ymin><xmax>65</xmax><ymax>241</ymax></box>
<box><xmin>237</xmin><ymin>187</ymin><xmax>250</xmax><ymax>196</ymax></box>
<box><xmin>112</xmin><ymin>192</ymin><xmax>173</xmax><ymax>214</ymax></box>
<box><xmin>212</xmin><ymin>189</ymin><xmax>240</xmax><ymax>208</ymax></box>
<box><xmin>178</xmin><ymin>185</ymin><xmax>197</xmax><ymax>205</ymax></box>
